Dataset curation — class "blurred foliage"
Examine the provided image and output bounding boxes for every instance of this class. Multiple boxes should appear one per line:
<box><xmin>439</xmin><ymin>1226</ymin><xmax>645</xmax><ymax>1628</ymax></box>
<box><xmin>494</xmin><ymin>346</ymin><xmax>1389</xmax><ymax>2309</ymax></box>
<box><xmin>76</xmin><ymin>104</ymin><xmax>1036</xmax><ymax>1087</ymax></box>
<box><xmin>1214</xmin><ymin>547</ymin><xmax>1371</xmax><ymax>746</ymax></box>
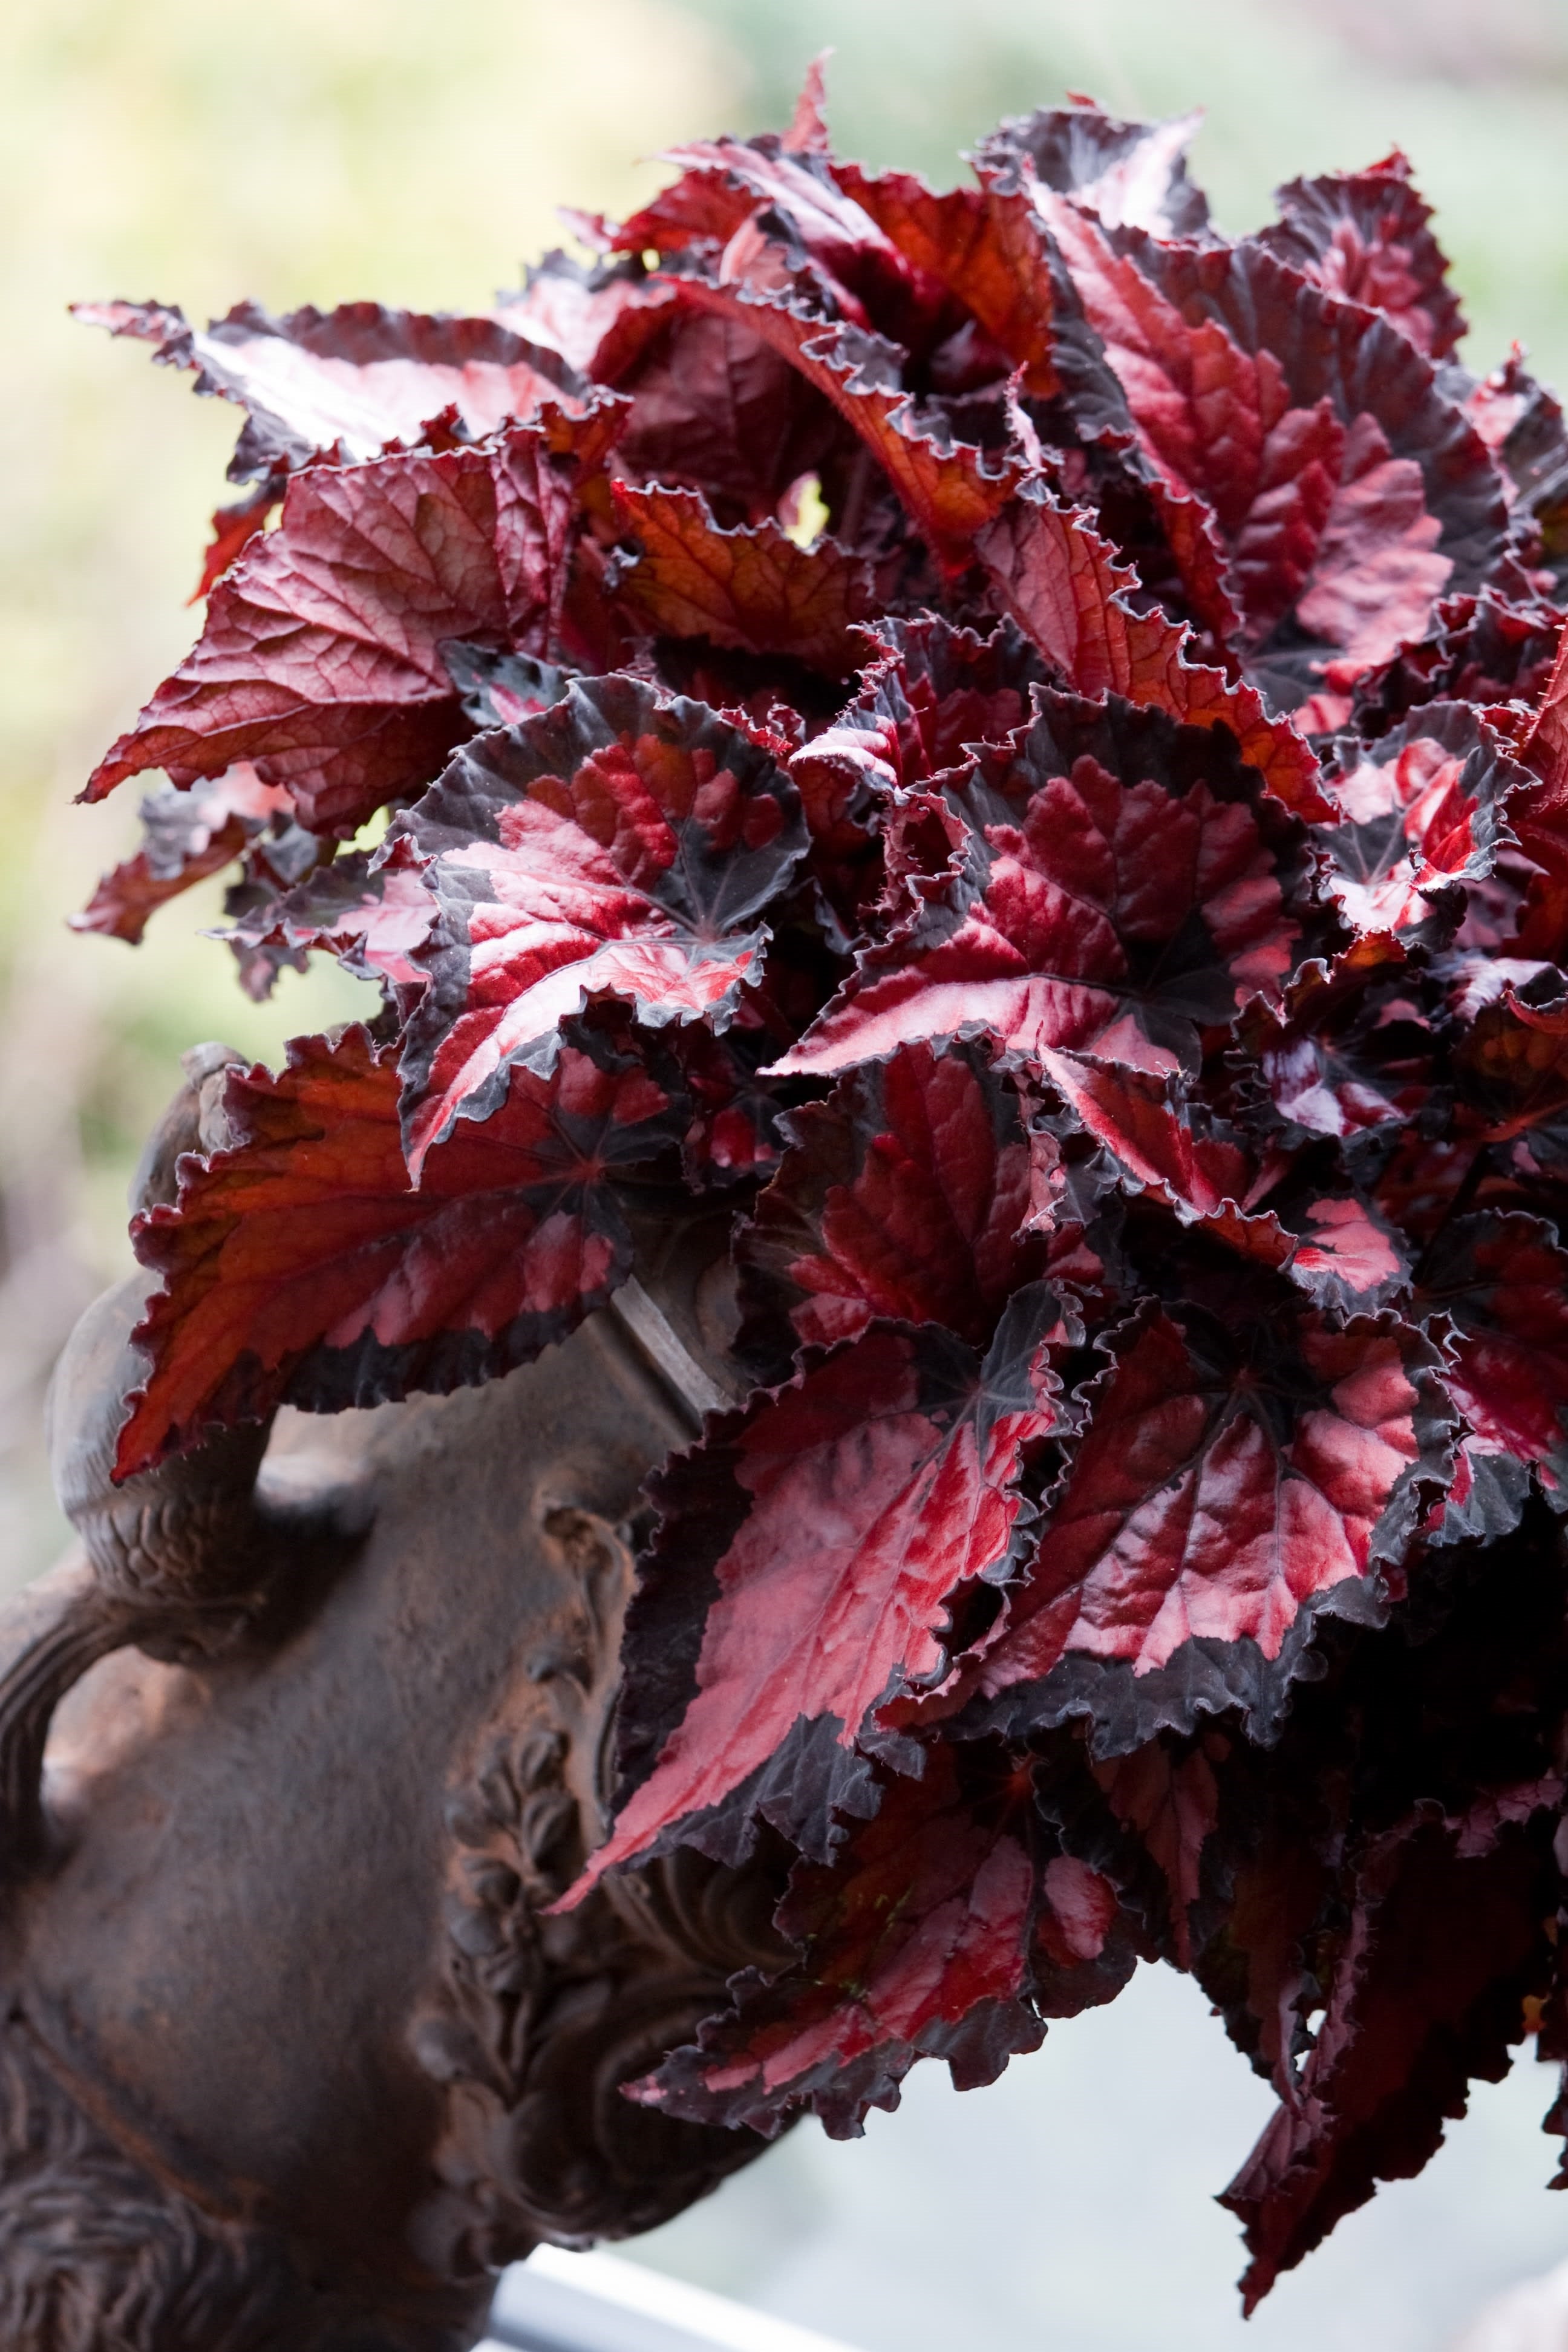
<box><xmin>6</xmin><ymin>0</ymin><xmax>1568</xmax><ymax>1582</ymax></box>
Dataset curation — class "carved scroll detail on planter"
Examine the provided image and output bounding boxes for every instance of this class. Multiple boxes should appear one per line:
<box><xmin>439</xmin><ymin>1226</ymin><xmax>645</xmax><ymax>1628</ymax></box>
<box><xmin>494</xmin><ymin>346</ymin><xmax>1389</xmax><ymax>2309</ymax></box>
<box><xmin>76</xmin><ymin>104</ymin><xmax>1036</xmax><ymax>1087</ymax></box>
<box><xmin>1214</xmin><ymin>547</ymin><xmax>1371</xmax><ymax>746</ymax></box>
<box><xmin>409</xmin><ymin>1502</ymin><xmax>787</xmax><ymax>2278</ymax></box>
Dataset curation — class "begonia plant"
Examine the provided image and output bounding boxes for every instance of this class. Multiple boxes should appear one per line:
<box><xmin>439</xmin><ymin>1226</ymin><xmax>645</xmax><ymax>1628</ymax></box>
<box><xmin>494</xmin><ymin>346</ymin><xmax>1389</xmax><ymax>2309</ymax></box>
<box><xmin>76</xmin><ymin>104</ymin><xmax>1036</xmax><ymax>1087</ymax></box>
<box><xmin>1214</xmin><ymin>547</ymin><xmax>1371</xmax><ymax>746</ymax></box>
<box><xmin>74</xmin><ymin>67</ymin><xmax>1568</xmax><ymax>2305</ymax></box>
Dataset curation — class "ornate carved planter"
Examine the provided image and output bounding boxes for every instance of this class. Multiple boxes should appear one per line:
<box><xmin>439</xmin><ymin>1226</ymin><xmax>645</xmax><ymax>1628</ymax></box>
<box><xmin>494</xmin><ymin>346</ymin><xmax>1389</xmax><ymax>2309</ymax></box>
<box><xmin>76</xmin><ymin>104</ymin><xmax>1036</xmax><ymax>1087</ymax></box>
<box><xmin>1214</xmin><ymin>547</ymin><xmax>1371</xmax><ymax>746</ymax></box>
<box><xmin>0</xmin><ymin>1057</ymin><xmax>781</xmax><ymax>2351</ymax></box>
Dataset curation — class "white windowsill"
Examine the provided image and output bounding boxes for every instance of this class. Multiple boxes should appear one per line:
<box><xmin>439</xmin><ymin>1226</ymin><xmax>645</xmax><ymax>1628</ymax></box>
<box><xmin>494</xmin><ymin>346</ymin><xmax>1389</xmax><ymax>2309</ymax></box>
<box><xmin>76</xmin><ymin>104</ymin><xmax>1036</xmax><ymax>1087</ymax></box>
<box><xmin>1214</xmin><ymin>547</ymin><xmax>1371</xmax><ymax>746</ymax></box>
<box><xmin>482</xmin><ymin>2245</ymin><xmax>862</xmax><ymax>2352</ymax></box>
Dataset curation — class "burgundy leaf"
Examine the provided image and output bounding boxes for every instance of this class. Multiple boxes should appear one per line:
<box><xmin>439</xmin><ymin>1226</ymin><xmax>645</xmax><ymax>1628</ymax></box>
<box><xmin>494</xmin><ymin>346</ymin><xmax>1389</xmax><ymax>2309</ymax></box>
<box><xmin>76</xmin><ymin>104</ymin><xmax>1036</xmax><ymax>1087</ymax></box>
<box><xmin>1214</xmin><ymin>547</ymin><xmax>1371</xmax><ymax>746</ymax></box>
<box><xmin>973</xmin><ymin>102</ymin><xmax>1211</xmax><ymax>240</ymax></box>
<box><xmin>976</xmin><ymin>487</ymin><xmax>1333</xmax><ymax>818</ymax></box>
<box><xmin>1512</xmin><ymin>620</ymin><xmax>1568</xmax><ymax>926</ymax></box>
<box><xmin>221</xmin><ymin>842</ymin><xmax>437</xmax><ymax>993</ymax></box>
<box><xmin>566</xmin><ymin>1284</ymin><xmax>1073</xmax><ymax>1886</ymax></box>
<box><xmin>1040</xmin><ymin>1049</ymin><xmax>1410</xmax><ymax>1310</ymax></box>
<box><xmin>798</xmin><ymin>613</ymin><xmax>1048</xmax><ymax>802</ymax></box>
<box><xmin>1454</xmin><ymin>985</ymin><xmax>1568</xmax><ymax>1164</ymax></box>
<box><xmin>789</xmin><ymin>613</ymin><xmax>1049</xmax><ymax>936</ymax></box>
<box><xmin>1025</xmin><ymin>211</ymin><xmax>1505</xmax><ymax>700</ymax></box>
<box><xmin>671</xmin><ymin>273</ymin><xmax>1024</xmax><ymax>571</ymax></box>
<box><xmin>671</xmin><ymin>1018</ymin><xmax>789</xmax><ymax>1190</ymax></box>
<box><xmin>1248</xmin><ymin>154</ymin><xmax>1466</xmax><ymax>361</ymax></box>
<box><xmin>616</xmin><ymin>139</ymin><xmax>923</xmax><ymax>336</ymax></box>
<box><xmin>829</xmin><ymin>166</ymin><xmax>1075</xmax><ymax>398</ymax></box>
<box><xmin>634</xmin><ymin>1745</ymin><xmax>1130</xmax><ymax>2139</ymax></box>
<box><xmin>782</xmin><ymin>56</ymin><xmax>832</xmax><ymax>158</ymax></box>
<box><xmin>116</xmin><ymin>1016</ymin><xmax>685</xmax><ymax>1475</ymax></box>
<box><xmin>1348</xmin><ymin>587</ymin><xmax>1564</xmax><ymax>747</ymax></box>
<box><xmin>1418</xmin><ymin>1212</ymin><xmax>1568</xmax><ymax>1524</ymax></box>
<box><xmin>1037</xmin><ymin>1053</ymin><xmax>1258</xmax><ymax>1220</ymax></box>
<box><xmin>396</xmin><ymin>675</ymin><xmax>806</xmax><ymax>1174</ymax></box>
<box><xmin>193</xmin><ymin>477</ymin><xmax>282</xmax><ymax>601</ymax></box>
<box><xmin>603</xmin><ymin>302</ymin><xmax>846</xmax><ymax>528</ymax></box>
<box><xmin>956</xmin><ymin>1302</ymin><xmax>1455</xmax><ymax>1750</ymax></box>
<box><xmin>72</xmin><ymin>764</ymin><xmax>293</xmax><ymax>944</ymax></box>
<box><xmin>1091</xmin><ymin>1741</ymin><xmax>1219</xmax><ymax>1970</ymax></box>
<box><xmin>84</xmin><ymin>411</ymin><xmax>621</xmax><ymax>834</ymax></box>
<box><xmin>440</xmin><ymin>642</ymin><xmax>577</xmax><ymax>731</ymax></box>
<box><xmin>1465</xmin><ymin>350</ymin><xmax>1568</xmax><ymax>587</ymax></box>
<box><xmin>1251</xmin><ymin>965</ymin><xmax>1437</xmax><ymax>1148</ymax></box>
<box><xmin>76</xmin><ymin>297</ymin><xmax>583</xmax><ymax>474</ymax></box>
<box><xmin>610</xmin><ymin>480</ymin><xmax>873</xmax><ymax>671</ymax></box>
<box><xmin>494</xmin><ymin>251</ymin><xmax>673</xmax><ymax>379</ymax></box>
<box><xmin>1317</xmin><ymin>703</ymin><xmax>1523</xmax><ymax>946</ymax></box>
<box><xmin>1223</xmin><ymin>1799</ymin><xmax>1557</xmax><ymax>2309</ymax></box>
<box><xmin>739</xmin><ymin>1040</ymin><xmax>1057</xmax><ymax>1366</ymax></box>
<box><xmin>779</xmin><ymin>688</ymin><xmax>1305</xmax><ymax>1080</ymax></box>
<box><xmin>1277</xmin><ymin>1193</ymin><xmax>1411</xmax><ymax>1315</ymax></box>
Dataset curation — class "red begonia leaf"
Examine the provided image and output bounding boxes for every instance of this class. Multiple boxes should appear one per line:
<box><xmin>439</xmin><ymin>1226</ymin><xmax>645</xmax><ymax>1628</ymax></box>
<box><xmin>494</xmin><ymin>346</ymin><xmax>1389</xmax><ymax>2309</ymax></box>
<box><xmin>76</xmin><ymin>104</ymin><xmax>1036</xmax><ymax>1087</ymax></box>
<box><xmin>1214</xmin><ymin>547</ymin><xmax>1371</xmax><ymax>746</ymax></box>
<box><xmin>1248</xmin><ymin>154</ymin><xmax>1466</xmax><ymax>361</ymax></box>
<box><xmin>976</xmin><ymin>487</ymin><xmax>1333</xmax><ymax>818</ymax></box>
<box><xmin>396</xmin><ymin>675</ymin><xmax>806</xmax><ymax>1174</ymax></box>
<box><xmin>1453</xmin><ymin>985</ymin><xmax>1568</xmax><ymax>1164</ymax></box>
<box><xmin>1038</xmin><ymin>1050</ymin><xmax>1408</xmax><ymax>1307</ymax></box>
<box><xmin>1188</xmin><ymin>1792</ymin><xmax>1337</xmax><ymax>2088</ymax></box>
<box><xmin>609</xmin><ymin>482</ymin><xmax>873</xmax><ymax>671</ymax></box>
<box><xmin>633</xmin><ymin>1749</ymin><xmax>1043</xmax><ymax>2137</ymax></box>
<box><xmin>1249</xmin><ymin>964</ymin><xmax>1437</xmax><ymax>1149</ymax></box>
<box><xmin>1348</xmin><ymin>589</ymin><xmax>1564</xmax><ymax>745</ymax></box>
<box><xmin>494</xmin><ymin>252</ymin><xmax>672</xmax><ymax>379</ymax></box>
<box><xmin>567</xmin><ymin>1283</ymin><xmax>1073</xmax><ymax>1884</ymax></box>
<box><xmin>1036</xmin><ymin>1053</ymin><xmax>1256</xmax><ymax>1219</ymax></box>
<box><xmin>1512</xmin><ymin>620</ymin><xmax>1568</xmax><ymax>899</ymax></box>
<box><xmin>603</xmin><ymin>302</ymin><xmax>847</xmax><ymax>529</ymax></box>
<box><xmin>635</xmin><ymin>1743</ymin><xmax>1135</xmax><ymax>2139</ymax></box>
<box><xmin>670</xmin><ymin>1018</ymin><xmax>789</xmax><ymax>1190</ymax></box>
<box><xmin>613</xmin><ymin>143</ymin><xmax>851</xmax><ymax>264</ymax></box>
<box><xmin>1465</xmin><ymin>351</ymin><xmax>1568</xmax><ymax>587</ymax></box>
<box><xmin>779</xmin><ymin>688</ymin><xmax>1305</xmax><ymax>1080</ymax></box>
<box><xmin>788</xmin><ymin>614</ymin><xmax>1049</xmax><ymax>936</ymax></box>
<box><xmin>1223</xmin><ymin>1798</ymin><xmax>1557</xmax><ymax>2310</ymax></box>
<box><xmin>797</xmin><ymin>613</ymin><xmax>1048</xmax><ymax>805</ymax></box>
<box><xmin>973</xmin><ymin>103</ymin><xmax>1211</xmax><ymax>240</ymax></box>
<box><xmin>1028</xmin><ymin>214</ymin><xmax>1505</xmax><ymax>701</ymax></box>
<box><xmin>1417</xmin><ymin>1213</ymin><xmax>1568</xmax><ymax>1531</ymax></box>
<box><xmin>1140</xmin><ymin>475</ymin><xmax>1248</xmax><ymax>652</ymax></box>
<box><xmin>957</xmin><ymin>1301</ymin><xmax>1455</xmax><ymax>1752</ymax></box>
<box><xmin>440</xmin><ymin>642</ymin><xmax>577</xmax><ymax>731</ymax></box>
<box><xmin>1316</xmin><ymin>703</ymin><xmax>1524</xmax><ymax>946</ymax></box>
<box><xmin>221</xmin><ymin>843</ymin><xmax>437</xmax><ymax>995</ymax></box>
<box><xmin>828</xmin><ymin>166</ymin><xmax>1082</xmax><ymax>400</ymax></box>
<box><xmin>738</xmin><ymin>1040</ymin><xmax>1058</xmax><ymax>1368</ymax></box>
<box><xmin>114</xmin><ymin>1015</ymin><xmax>686</xmax><ymax>1476</ymax></box>
<box><xmin>782</xmin><ymin>55</ymin><xmax>832</xmax><ymax>158</ymax></box>
<box><xmin>76</xmin><ymin>298</ymin><xmax>583</xmax><ymax>477</ymax></box>
<box><xmin>193</xmin><ymin>477</ymin><xmax>283</xmax><ymax>602</ymax></box>
<box><xmin>84</xmin><ymin>412</ymin><xmax>621</xmax><ymax>835</ymax></box>
<box><xmin>616</xmin><ymin>140</ymin><xmax>929</xmax><ymax>343</ymax></box>
<box><xmin>72</xmin><ymin>765</ymin><xmax>293</xmax><ymax>944</ymax></box>
<box><xmin>1277</xmin><ymin>1192</ymin><xmax>1411</xmax><ymax>1315</ymax></box>
<box><xmin>1091</xmin><ymin>1741</ymin><xmax>1220</xmax><ymax>1970</ymax></box>
<box><xmin>671</xmin><ymin>273</ymin><xmax>1024</xmax><ymax>572</ymax></box>
<box><xmin>1198</xmin><ymin>1495</ymin><xmax>1568</xmax><ymax>2099</ymax></box>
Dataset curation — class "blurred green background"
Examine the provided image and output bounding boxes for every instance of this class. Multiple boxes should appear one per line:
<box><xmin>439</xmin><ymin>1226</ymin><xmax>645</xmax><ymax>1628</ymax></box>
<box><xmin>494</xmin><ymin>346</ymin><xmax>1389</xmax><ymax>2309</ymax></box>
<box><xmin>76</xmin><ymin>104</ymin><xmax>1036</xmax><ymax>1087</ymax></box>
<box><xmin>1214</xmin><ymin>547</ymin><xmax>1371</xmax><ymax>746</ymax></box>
<box><xmin>8</xmin><ymin>0</ymin><xmax>1568</xmax><ymax>1587</ymax></box>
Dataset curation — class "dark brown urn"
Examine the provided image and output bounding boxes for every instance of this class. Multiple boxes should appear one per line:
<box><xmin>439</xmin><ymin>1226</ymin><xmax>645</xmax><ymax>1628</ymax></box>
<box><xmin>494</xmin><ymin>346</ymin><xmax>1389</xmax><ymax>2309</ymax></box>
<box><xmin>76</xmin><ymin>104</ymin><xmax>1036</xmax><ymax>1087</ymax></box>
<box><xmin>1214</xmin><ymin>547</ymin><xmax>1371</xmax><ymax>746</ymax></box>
<box><xmin>0</xmin><ymin>1052</ymin><xmax>784</xmax><ymax>2351</ymax></box>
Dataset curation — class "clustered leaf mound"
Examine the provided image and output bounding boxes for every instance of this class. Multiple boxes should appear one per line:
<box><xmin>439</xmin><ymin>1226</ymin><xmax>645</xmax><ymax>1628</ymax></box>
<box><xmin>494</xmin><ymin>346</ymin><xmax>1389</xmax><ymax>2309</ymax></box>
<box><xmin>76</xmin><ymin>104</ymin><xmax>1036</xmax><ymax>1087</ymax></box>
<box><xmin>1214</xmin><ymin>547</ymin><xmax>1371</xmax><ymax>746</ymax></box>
<box><xmin>79</xmin><ymin>67</ymin><xmax>1568</xmax><ymax>2305</ymax></box>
